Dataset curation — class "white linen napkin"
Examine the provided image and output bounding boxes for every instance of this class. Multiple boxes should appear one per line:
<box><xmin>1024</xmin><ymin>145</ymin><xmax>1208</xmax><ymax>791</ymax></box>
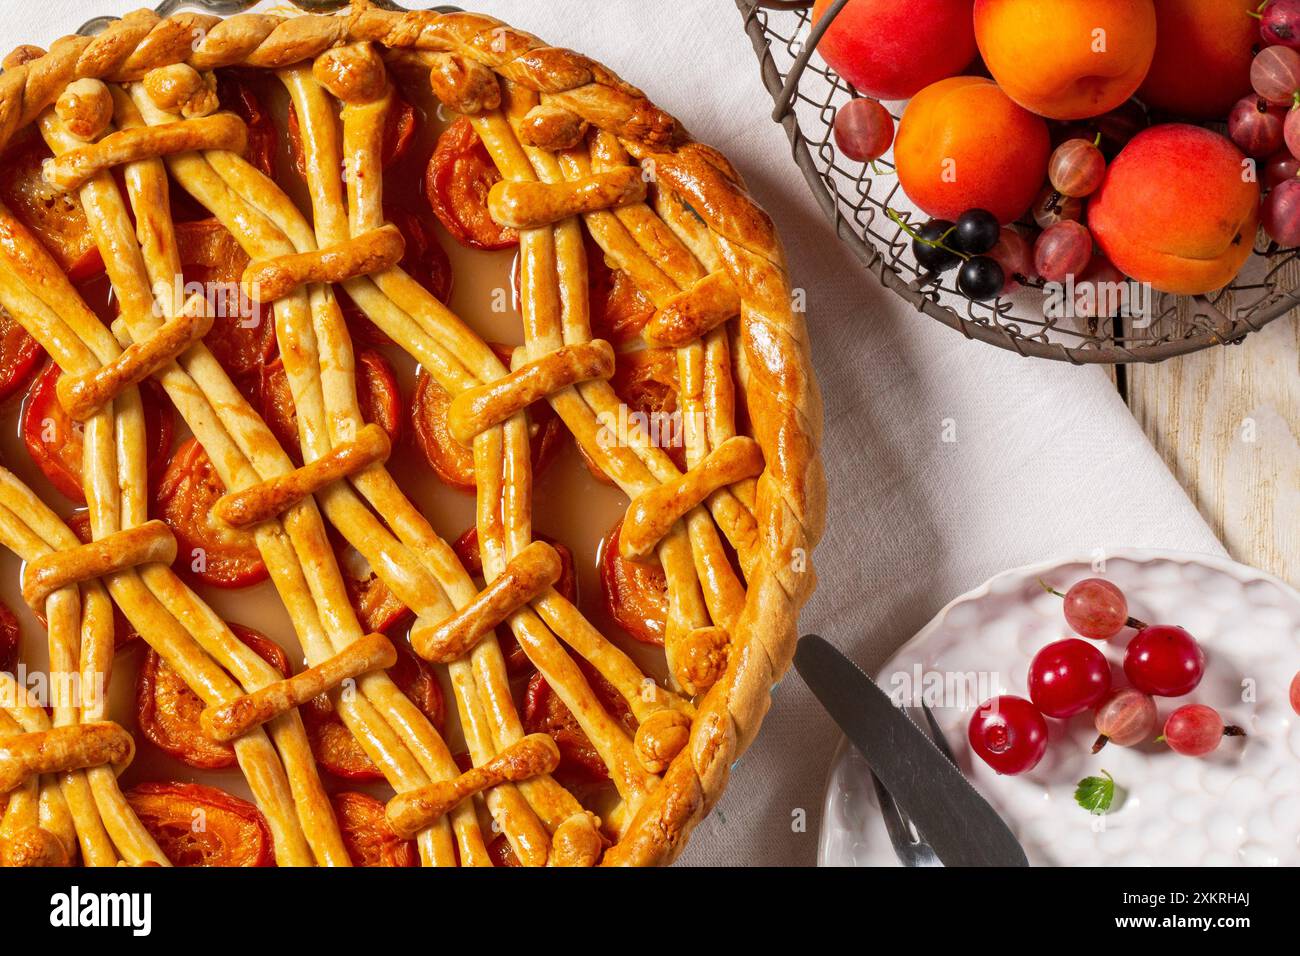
<box><xmin>16</xmin><ymin>0</ymin><xmax>1228</xmax><ymax>867</ymax></box>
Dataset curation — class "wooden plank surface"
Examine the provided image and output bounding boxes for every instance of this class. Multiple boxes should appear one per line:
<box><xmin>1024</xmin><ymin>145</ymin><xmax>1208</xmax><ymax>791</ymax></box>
<box><xmin>1127</xmin><ymin>313</ymin><xmax>1300</xmax><ymax>589</ymax></box>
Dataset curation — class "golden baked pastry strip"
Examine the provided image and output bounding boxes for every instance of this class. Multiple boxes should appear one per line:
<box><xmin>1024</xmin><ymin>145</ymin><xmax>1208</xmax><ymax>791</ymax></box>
<box><xmin>201</xmin><ymin>632</ymin><xmax>397</xmax><ymax>743</ymax></box>
<box><xmin>415</xmin><ymin>541</ymin><xmax>563</xmax><ymax>664</ymax></box>
<box><xmin>315</xmin><ymin>54</ymin><xmax>700</xmax><ymax>825</ymax></box>
<box><xmin>44</xmin><ymin>111</ymin><xmax>246</xmax><ymax>190</ymax></box>
<box><xmin>55</xmin><ymin>296</ymin><xmax>212</xmax><ymax>422</ymax></box>
<box><xmin>0</xmin><ymin>472</ymin><xmax>167</xmax><ymax>867</ymax></box>
<box><xmin>142</xmin><ymin>64</ymin><xmax>559</xmax><ymax>864</ymax></box>
<box><xmin>241</xmin><ymin>222</ymin><xmax>405</xmax><ymax>303</ymax></box>
<box><xmin>387</xmin><ymin>733</ymin><xmax>559</xmax><ymax>839</ymax></box>
<box><xmin>284</xmin><ymin>59</ymin><xmax>669</xmax><ymax>850</ymax></box>
<box><xmin>468</xmin><ymin>92</ymin><xmax>747</xmax><ymax>698</ymax></box>
<box><xmin>643</xmin><ymin>271</ymin><xmax>741</xmax><ymax>348</ymax></box>
<box><xmin>214</xmin><ymin>422</ymin><xmax>393</xmax><ymax>529</ymax></box>
<box><xmin>487</xmin><ymin>167</ymin><xmax>646</xmax><ymax>230</ymax></box>
<box><xmin>0</xmin><ymin>174</ymin><xmax>339</xmax><ymax>866</ymax></box>
<box><xmin>0</xmin><ymin>723</ymin><xmax>134</xmax><ymax>794</ymax></box>
<box><xmin>0</xmin><ymin>706</ymin><xmax>73</xmax><ymax>868</ymax></box>
<box><xmin>7</xmin><ymin>83</ymin><xmax>483</xmax><ymax>868</ymax></box>
<box><xmin>108</xmin><ymin>86</ymin><xmax>482</xmax><ymax>867</ymax></box>
<box><xmin>21</xmin><ymin>521</ymin><xmax>176</xmax><ymax>610</ymax></box>
<box><xmin>446</xmin><ymin>340</ymin><xmax>616</xmax><ymax>446</ymax></box>
<box><xmin>0</xmin><ymin>684</ymin><xmax>78</xmax><ymax>867</ymax></box>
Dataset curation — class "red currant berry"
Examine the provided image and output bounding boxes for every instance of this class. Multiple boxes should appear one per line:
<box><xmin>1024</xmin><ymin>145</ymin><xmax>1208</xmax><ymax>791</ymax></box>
<box><xmin>1048</xmin><ymin>138</ymin><xmax>1106</xmax><ymax>198</ymax></box>
<box><xmin>1262</xmin><ymin>0</ymin><xmax>1300</xmax><ymax>49</ymax></box>
<box><xmin>1230</xmin><ymin>96</ymin><xmax>1287</xmax><ymax>158</ymax></box>
<box><xmin>1027</xmin><ymin>638</ymin><xmax>1111</xmax><ymax>718</ymax></box>
<box><xmin>1123</xmin><ymin>625</ymin><xmax>1205</xmax><ymax>697</ymax></box>
<box><xmin>1163</xmin><ymin>704</ymin><xmax>1245</xmax><ymax>757</ymax></box>
<box><xmin>1252</xmin><ymin>45</ymin><xmax>1300</xmax><ymax>105</ymax></box>
<box><xmin>1264</xmin><ymin>151</ymin><xmax>1300</xmax><ymax>190</ymax></box>
<box><xmin>1031</xmin><ymin>186</ymin><xmax>1083</xmax><ymax>229</ymax></box>
<box><xmin>968</xmin><ymin>695</ymin><xmax>1048</xmax><ymax>775</ymax></box>
<box><xmin>833</xmin><ymin>98</ymin><xmax>894</xmax><ymax>163</ymax></box>
<box><xmin>1286</xmin><ymin>107</ymin><xmax>1300</xmax><ymax>162</ymax></box>
<box><xmin>1034</xmin><ymin>220</ymin><xmax>1093</xmax><ymax>283</ymax></box>
<box><xmin>1091</xmin><ymin>687</ymin><xmax>1156</xmax><ymax>752</ymax></box>
<box><xmin>1264</xmin><ymin>177</ymin><xmax>1300</xmax><ymax>245</ymax></box>
<box><xmin>1289</xmin><ymin>671</ymin><xmax>1300</xmax><ymax>717</ymax></box>
<box><xmin>987</xmin><ymin>227</ymin><xmax>1034</xmax><ymax>294</ymax></box>
<box><xmin>1062</xmin><ymin>577</ymin><xmax>1129</xmax><ymax>640</ymax></box>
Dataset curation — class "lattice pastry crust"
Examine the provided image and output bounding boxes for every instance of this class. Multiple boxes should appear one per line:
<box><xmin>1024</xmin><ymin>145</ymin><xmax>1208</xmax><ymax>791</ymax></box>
<box><xmin>0</xmin><ymin>0</ymin><xmax>824</xmax><ymax>867</ymax></box>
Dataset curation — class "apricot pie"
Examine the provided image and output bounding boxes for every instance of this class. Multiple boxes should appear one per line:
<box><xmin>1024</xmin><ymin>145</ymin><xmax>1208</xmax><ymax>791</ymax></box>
<box><xmin>0</xmin><ymin>1</ymin><xmax>823</xmax><ymax>867</ymax></box>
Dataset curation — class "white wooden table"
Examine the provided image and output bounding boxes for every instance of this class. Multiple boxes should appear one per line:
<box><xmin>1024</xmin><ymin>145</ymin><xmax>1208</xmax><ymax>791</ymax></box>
<box><xmin>1128</xmin><ymin>313</ymin><xmax>1299</xmax><ymax>589</ymax></box>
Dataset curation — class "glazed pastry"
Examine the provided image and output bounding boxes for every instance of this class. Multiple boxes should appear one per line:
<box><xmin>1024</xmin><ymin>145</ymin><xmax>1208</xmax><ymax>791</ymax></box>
<box><xmin>0</xmin><ymin>1</ymin><xmax>823</xmax><ymax>867</ymax></box>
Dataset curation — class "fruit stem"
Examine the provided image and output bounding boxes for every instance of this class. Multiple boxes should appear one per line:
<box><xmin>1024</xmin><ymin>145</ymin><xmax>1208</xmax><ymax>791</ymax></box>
<box><xmin>1248</xmin><ymin>1</ymin><xmax>1265</xmax><ymax>19</ymax></box>
<box><xmin>1091</xmin><ymin>733</ymin><xmax>1108</xmax><ymax>755</ymax></box>
<box><xmin>1037</xmin><ymin>579</ymin><xmax>1065</xmax><ymax>598</ymax></box>
<box><xmin>885</xmin><ymin>207</ymin><xmax>968</xmax><ymax>261</ymax></box>
<box><xmin>1224</xmin><ymin>725</ymin><xmax>1247</xmax><ymax>738</ymax></box>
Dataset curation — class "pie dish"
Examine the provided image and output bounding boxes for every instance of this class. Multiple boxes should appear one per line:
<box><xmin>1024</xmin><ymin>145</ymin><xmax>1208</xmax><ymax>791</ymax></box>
<box><xmin>0</xmin><ymin>1</ymin><xmax>824</xmax><ymax>867</ymax></box>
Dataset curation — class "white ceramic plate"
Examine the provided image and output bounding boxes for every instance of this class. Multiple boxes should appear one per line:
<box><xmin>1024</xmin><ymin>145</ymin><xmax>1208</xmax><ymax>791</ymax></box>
<box><xmin>818</xmin><ymin>550</ymin><xmax>1300</xmax><ymax>867</ymax></box>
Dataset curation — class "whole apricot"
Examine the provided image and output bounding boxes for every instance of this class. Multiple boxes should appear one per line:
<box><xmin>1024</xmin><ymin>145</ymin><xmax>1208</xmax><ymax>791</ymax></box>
<box><xmin>974</xmin><ymin>0</ymin><xmax>1158</xmax><ymax>120</ymax></box>
<box><xmin>1089</xmin><ymin>124</ymin><xmax>1259</xmax><ymax>295</ymax></box>
<box><xmin>894</xmin><ymin>76</ymin><xmax>1050</xmax><ymax>224</ymax></box>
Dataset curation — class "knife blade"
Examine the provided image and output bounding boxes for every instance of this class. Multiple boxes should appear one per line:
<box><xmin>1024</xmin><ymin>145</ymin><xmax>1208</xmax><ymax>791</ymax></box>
<box><xmin>795</xmin><ymin>634</ymin><xmax>1028</xmax><ymax>867</ymax></box>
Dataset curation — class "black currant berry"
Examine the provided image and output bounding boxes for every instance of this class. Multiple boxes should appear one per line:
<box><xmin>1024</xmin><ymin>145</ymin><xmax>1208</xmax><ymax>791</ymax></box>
<box><xmin>957</xmin><ymin>256</ymin><xmax>1005</xmax><ymax>300</ymax></box>
<box><xmin>953</xmin><ymin>209</ymin><xmax>1001</xmax><ymax>255</ymax></box>
<box><xmin>912</xmin><ymin>219</ymin><xmax>960</xmax><ymax>273</ymax></box>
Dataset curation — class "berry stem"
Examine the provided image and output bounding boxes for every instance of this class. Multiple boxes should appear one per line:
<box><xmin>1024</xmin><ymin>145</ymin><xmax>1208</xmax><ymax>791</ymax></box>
<box><xmin>1091</xmin><ymin>733</ymin><xmax>1109</xmax><ymax>754</ymax></box>
<box><xmin>1224</xmin><ymin>725</ymin><xmax>1247</xmax><ymax>738</ymax></box>
<box><xmin>885</xmin><ymin>207</ymin><xmax>969</xmax><ymax>261</ymax></box>
<box><xmin>1037</xmin><ymin>579</ymin><xmax>1065</xmax><ymax>598</ymax></box>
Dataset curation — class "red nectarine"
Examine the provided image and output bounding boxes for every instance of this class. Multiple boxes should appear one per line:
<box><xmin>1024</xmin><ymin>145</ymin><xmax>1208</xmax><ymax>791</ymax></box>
<box><xmin>811</xmin><ymin>0</ymin><xmax>976</xmax><ymax>101</ymax></box>
<box><xmin>1089</xmin><ymin>125</ymin><xmax>1259</xmax><ymax>295</ymax></box>
<box><xmin>1138</xmin><ymin>0</ymin><xmax>1257</xmax><ymax>120</ymax></box>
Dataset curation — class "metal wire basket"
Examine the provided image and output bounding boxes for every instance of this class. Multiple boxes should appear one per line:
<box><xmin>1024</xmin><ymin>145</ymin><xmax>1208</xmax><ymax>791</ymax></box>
<box><xmin>738</xmin><ymin>0</ymin><xmax>1300</xmax><ymax>364</ymax></box>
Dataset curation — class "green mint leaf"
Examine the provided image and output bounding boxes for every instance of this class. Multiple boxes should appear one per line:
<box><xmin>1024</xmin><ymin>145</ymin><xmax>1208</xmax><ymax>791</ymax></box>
<box><xmin>1074</xmin><ymin>770</ymin><xmax>1116</xmax><ymax>815</ymax></box>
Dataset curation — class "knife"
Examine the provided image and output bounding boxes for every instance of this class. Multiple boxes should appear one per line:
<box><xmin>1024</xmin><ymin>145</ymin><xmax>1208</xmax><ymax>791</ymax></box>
<box><xmin>794</xmin><ymin>634</ymin><xmax>1029</xmax><ymax>867</ymax></box>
